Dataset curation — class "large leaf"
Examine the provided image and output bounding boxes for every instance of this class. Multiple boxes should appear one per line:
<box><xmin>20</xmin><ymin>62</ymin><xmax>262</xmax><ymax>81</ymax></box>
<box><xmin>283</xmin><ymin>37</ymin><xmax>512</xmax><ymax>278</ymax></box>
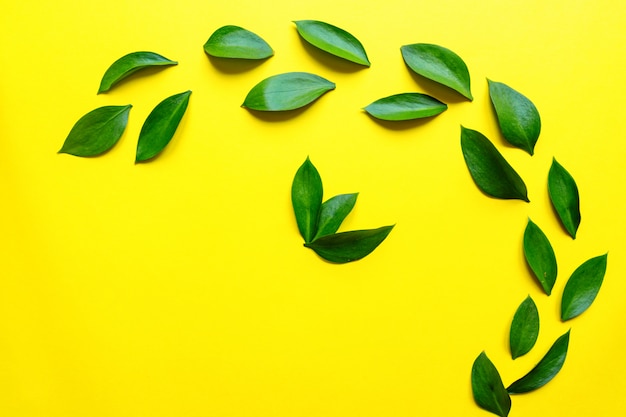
<box><xmin>304</xmin><ymin>226</ymin><xmax>394</xmax><ymax>263</ymax></box>
<box><xmin>523</xmin><ymin>218</ymin><xmax>558</xmax><ymax>295</ymax></box>
<box><xmin>98</xmin><ymin>51</ymin><xmax>177</xmax><ymax>94</ymax></box>
<box><xmin>471</xmin><ymin>352</ymin><xmax>511</xmax><ymax>417</ymax></box>
<box><xmin>363</xmin><ymin>93</ymin><xmax>447</xmax><ymax>121</ymax></box>
<box><xmin>509</xmin><ymin>296</ymin><xmax>540</xmax><ymax>359</ymax></box>
<box><xmin>561</xmin><ymin>254</ymin><xmax>608</xmax><ymax>321</ymax></box>
<box><xmin>291</xmin><ymin>157</ymin><xmax>323</xmax><ymax>243</ymax></box>
<box><xmin>548</xmin><ymin>158</ymin><xmax>581</xmax><ymax>239</ymax></box>
<box><xmin>313</xmin><ymin>193</ymin><xmax>358</xmax><ymax>240</ymax></box>
<box><xmin>294</xmin><ymin>20</ymin><xmax>370</xmax><ymax>66</ymax></box>
<box><xmin>203</xmin><ymin>25</ymin><xmax>273</xmax><ymax>59</ymax></box>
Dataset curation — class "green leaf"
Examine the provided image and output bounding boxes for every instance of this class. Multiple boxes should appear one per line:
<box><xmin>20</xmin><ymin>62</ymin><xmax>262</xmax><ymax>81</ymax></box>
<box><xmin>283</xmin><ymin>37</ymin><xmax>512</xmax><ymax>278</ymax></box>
<box><xmin>203</xmin><ymin>25</ymin><xmax>273</xmax><ymax>59</ymax></box>
<box><xmin>401</xmin><ymin>43</ymin><xmax>472</xmax><ymax>101</ymax></box>
<box><xmin>471</xmin><ymin>352</ymin><xmax>511</xmax><ymax>417</ymax></box>
<box><xmin>304</xmin><ymin>226</ymin><xmax>394</xmax><ymax>263</ymax></box>
<box><xmin>291</xmin><ymin>157</ymin><xmax>323</xmax><ymax>243</ymax></box>
<box><xmin>136</xmin><ymin>90</ymin><xmax>191</xmax><ymax>162</ymax></box>
<box><xmin>548</xmin><ymin>158</ymin><xmax>581</xmax><ymax>239</ymax></box>
<box><xmin>363</xmin><ymin>93</ymin><xmax>447</xmax><ymax>121</ymax></box>
<box><xmin>488</xmin><ymin>79</ymin><xmax>541</xmax><ymax>155</ymax></box>
<box><xmin>98</xmin><ymin>52</ymin><xmax>177</xmax><ymax>94</ymax></box>
<box><xmin>313</xmin><ymin>193</ymin><xmax>358</xmax><ymax>240</ymax></box>
<box><xmin>523</xmin><ymin>218</ymin><xmax>558</xmax><ymax>295</ymax></box>
<box><xmin>460</xmin><ymin>126</ymin><xmax>529</xmax><ymax>202</ymax></box>
<box><xmin>561</xmin><ymin>254</ymin><xmax>608</xmax><ymax>321</ymax></box>
<box><xmin>58</xmin><ymin>105</ymin><xmax>132</xmax><ymax>157</ymax></box>
<box><xmin>507</xmin><ymin>330</ymin><xmax>570</xmax><ymax>394</ymax></box>
<box><xmin>242</xmin><ymin>72</ymin><xmax>335</xmax><ymax>111</ymax></box>
<box><xmin>510</xmin><ymin>296</ymin><xmax>540</xmax><ymax>360</ymax></box>
<box><xmin>294</xmin><ymin>20</ymin><xmax>370</xmax><ymax>66</ymax></box>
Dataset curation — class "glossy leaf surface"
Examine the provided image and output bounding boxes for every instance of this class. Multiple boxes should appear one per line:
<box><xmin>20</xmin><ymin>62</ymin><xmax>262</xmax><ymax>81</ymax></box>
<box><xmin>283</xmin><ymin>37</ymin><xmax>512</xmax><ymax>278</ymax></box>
<box><xmin>304</xmin><ymin>226</ymin><xmax>394</xmax><ymax>263</ymax></box>
<box><xmin>313</xmin><ymin>193</ymin><xmax>358</xmax><ymax>240</ymax></box>
<box><xmin>203</xmin><ymin>25</ymin><xmax>273</xmax><ymax>59</ymax></box>
<box><xmin>523</xmin><ymin>218</ymin><xmax>558</xmax><ymax>295</ymax></box>
<box><xmin>548</xmin><ymin>158</ymin><xmax>581</xmax><ymax>239</ymax></box>
<box><xmin>294</xmin><ymin>20</ymin><xmax>370</xmax><ymax>66</ymax></box>
<box><xmin>510</xmin><ymin>296</ymin><xmax>540</xmax><ymax>359</ymax></box>
<box><xmin>98</xmin><ymin>52</ymin><xmax>177</xmax><ymax>94</ymax></box>
<box><xmin>561</xmin><ymin>254</ymin><xmax>608</xmax><ymax>321</ymax></box>
<box><xmin>291</xmin><ymin>157</ymin><xmax>323</xmax><ymax>243</ymax></box>
<box><xmin>471</xmin><ymin>352</ymin><xmax>511</xmax><ymax>417</ymax></box>
<box><xmin>363</xmin><ymin>93</ymin><xmax>447</xmax><ymax>121</ymax></box>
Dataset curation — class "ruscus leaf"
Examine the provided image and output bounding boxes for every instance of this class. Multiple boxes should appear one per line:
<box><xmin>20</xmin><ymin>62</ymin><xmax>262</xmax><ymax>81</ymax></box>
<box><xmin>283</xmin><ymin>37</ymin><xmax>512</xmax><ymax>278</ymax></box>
<box><xmin>471</xmin><ymin>352</ymin><xmax>511</xmax><ymax>417</ymax></box>
<box><xmin>509</xmin><ymin>296</ymin><xmax>540</xmax><ymax>359</ymax></box>
<box><xmin>313</xmin><ymin>193</ymin><xmax>358</xmax><ymax>240</ymax></box>
<box><xmin>363</xmin><ymin>93</ymin><xmax>447</xmax><ymax>121</ymax></box>
<box><xmin>304</xmin><ymin>225</ymin><xmax>394</xmax><ymax>263</ymax></box>
<box><xmin>203</xmin><ymin>25</ymin><xmax>273</xmax><ymax>59</ymax></box>
<box><xmin>548</xmin><ymin>158</ymin><xmax>581</xmax><ymax>239</ymax></box>
<box><xmin>291</xmin><ymin>157</ymin><xmax>323</xmax><ymax>243</ymax></box>
<box><xmin>98</xmin><ymin>52</ymin><xmax>177</xmax><ymax>94</ymax></box>
<box><xmin>561</xmin><ymin>253</ymin><xmax>608</xmax><ymax>321</ymax></box>
<box><xmin>58</xmin><ymin>105</ymin><xmax>132</xmax><ymax>157</ymax></box>
<box><xmin>523</xmin><ymin>218</ymin><xmax>558</xmax><ymax>295</ymax></box>
<box><xmin>294</xmin><ymin>20</ymin><xmax>370</xmax><ymax>66</ymax></box>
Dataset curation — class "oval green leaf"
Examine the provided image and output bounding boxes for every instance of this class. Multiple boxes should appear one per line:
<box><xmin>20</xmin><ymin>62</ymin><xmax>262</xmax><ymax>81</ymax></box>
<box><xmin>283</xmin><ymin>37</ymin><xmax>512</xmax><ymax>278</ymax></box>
<box><xmin>291</xmin><ymin>157</ymin><xmax>323</xmax><ymax>243</ymax></box>
<box><xmin>561</xmin><ymin>254</ymin><xmax>608</xmax><ymax>321</ymax></box>
<box><xmin>136</xmin><ymin>90</ymin><xmax>191</xmax><ymax>162</ymax></box>
<box><xmin>98</xmin><ymin>52</ymin><xmax>177</xmax><ymax>94</ymax></box>
<box><xmin>363</xmin><ymin>93</ymin><xmax>447</xmax><ymax>121</ymax></box>
<box><xmin>507</xmin><ymin>330</ymin><xmax>570</xmax><ymax>394</ymax></box>
<box><xmin>548</xmin><ymin>158</ymin><xmax>581</xmax><ymax>239</ymax></box>
<box><xmin>460</xmin><ymin>126</ymin><xmax>529</xmax><ymax>202</ymax></box>
<box><xmin>510</xmin><ymin>296</ymin><xmax>539</xmax><ymax>360</ymax></box>
<box><xmin>401</xmin><ymin>43</ymin><xmax>472</xmax><ymax>101</ymax></box>
<box><xmin>203</xmin><ymin>25</ymin><xmax>273</xmax><ymax>60</ymax></box>
<box><xmin>294</xmin><ymin>20</ymin><xmax>370</xmax><ymax>66</ymax></box>
<box><xmin>58</xmin><ymin>105</ymin><xmax>132</xmax><ymax>157</ymax></box>
<box><xmin>304</xmin><ymin>225</ymin><xmax>394</xmax><ymax>263</ymax></box>
<box><xmin>242</xmin><ymin>72</ymin><xmax>335</xmax><ymax>111</ymax></box>
<box><xmin>471</xmin><ymin>352</ymin><xmax>511</xmax><ymax>417</ymax></box>
<box><xmin>313</xmin><ymin>193</ymin><xmax>358</xmax><ymax>240</ymax></box>
<box><xmin>523</xmin><ymin>218</ymin><xmax>558</xmax><ymax>295</ymax></box>
<box><xmin>488</xmin><ymin>79</ymin><xmax>541</xmax><ymax>155</ymax></box>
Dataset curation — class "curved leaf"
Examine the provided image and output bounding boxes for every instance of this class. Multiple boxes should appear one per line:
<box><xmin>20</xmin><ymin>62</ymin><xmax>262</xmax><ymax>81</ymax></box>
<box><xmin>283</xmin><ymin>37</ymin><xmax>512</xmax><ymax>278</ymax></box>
<box><xmin>294</xmin><ymin>20</ymin><xmax>370</xmax><ymax>66</ymax></box>
<box><xmin>548</xmin><ymin>158</ymin><xmax>581</xmax><ymax>239</ymax></box>
<box><xmin>523</xmin><ymin>218</ymin><xmax>558</xmax><ymax>295</ymax></box>
<box><xmin>291</xmin><ymin>157</ymin><xmax>323</xmax><ymax>243</ymax></box>
<box><xmin>460</xmin><ymin>126</ymin><xmax>529</xmax><ymax>201</ymax></box>
<box><xmin>313</xmin><ymin>193</ymin><xmax>358</xmax><ymax>240</ymax></box>
<box><xmin>98</xmin><ymin>52</ymin><xmax>177</xmax><ymax>94</ymax></box>
<box><xmin>561</xmin><ymin>254</ymin><xmax>608</xmax><ymax>321</ymax></box>
<box><xmin>203</xmin><ymin>25</ymin><xmax>273</xmax><ymax>59</ymax></box>
<box><xmin>471</xmin><ymin>352</ymin><xmax>511</xmax><ymax>417</ymax></box>
<box><xmin>304</xmin><ymin>225</ymin><xmax>394</xmax><ymax>263</ymax></box>
<box><xmin>488</xmin><ymin>79</ymin><xmax>541</xmax><ymax>155</ymax></box>
<box><xmin>510</xmin><ymin>296</ymin><xmax>540</xmax><ymax>359</ymax></box>
<box><xmin>242</xmin><ymin>72</ymin><xmax>335</xmax><ymax>111</ymax></box>
<box><xmin>136</xmin><ymin>90</ymin><xmax>191</xmax><ymax>162</ymax></box>
<box><xmin>59</xmin><ymin>105</ymin><xmax>132</xmax><ymax>157</ymax></box>
<box><xmin>363</xmin><ymin>93</ymin><xmax>447</xmax><ymax>121</ymax></box>
<box><xmin>401</xmin><ymin>43</ymin><xmax>472</xmax><ymax>100</ymax></box>
<box><xmin>507</xmin><ymin>330</ymin><xmax>570</xmax><ymax>394</ymax></box>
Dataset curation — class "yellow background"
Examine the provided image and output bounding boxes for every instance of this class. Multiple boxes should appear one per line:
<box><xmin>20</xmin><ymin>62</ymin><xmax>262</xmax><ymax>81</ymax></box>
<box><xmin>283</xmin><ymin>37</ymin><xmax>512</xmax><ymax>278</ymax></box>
<box><xmin>1</xmin><ymin>1</ymin><xmax>625</xmax><ymax>416</ymax></box>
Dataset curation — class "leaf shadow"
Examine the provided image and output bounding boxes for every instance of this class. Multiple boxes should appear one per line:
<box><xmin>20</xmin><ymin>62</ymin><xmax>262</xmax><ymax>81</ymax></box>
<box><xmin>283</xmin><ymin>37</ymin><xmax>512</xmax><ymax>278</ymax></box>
<box><xmin>362</xmin><ymin>111</ymin><xmax>440</xmax><ymax>131</ymax></box>
<box><xmin>97</xmin><ymin>65</ymin><xmax>176</xmax><ymax>94</ymax></box>
<box><xmin>243</xmin><ymin>103</ymin><xmax>312</xmax><ymax>122</ymax></box>
<box><xmin>206</xmin><ymin>54</ymin><xmax>271</xmax><ymax>74</ymax></box>
<box><xmin>296</xmin><ymin>35</ymin><xmax>370</xmax><ymax>74</ymax></box>
<box><xmin>405</xmin><ymin>65</ymin><xmax>470</xmax><ymax>105</ymax></box>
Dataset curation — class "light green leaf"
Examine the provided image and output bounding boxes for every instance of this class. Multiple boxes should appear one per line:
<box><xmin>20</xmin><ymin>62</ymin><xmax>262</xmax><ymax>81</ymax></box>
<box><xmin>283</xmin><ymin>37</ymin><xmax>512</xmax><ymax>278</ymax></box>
<box><xmin>203</xmin><ymin>25</ymin><xmax>273</xmax><ymax>59</ymax></box>
<box><xmin>313</xmin><ymin>193</ymin><xmax>358</xmax><ymax>240</ymax></box>
<box><xmin>363</xmin><ymin>93</ymin><xmax>447</xmax><ymax>121</ymax></box>
<box><xmin>471</xmin><ymin>352</ymin><xmax>511</xmax><ymax>417</ymax></box>
<box><xmin>294</xmin><ymin>20</ymin><xmax>370</xmax><ymax>66</ymax></box>
<box><xmin>304</xmin><ymin>226</ymin><xmax>394</xmax><ymax>263</ymax></box>
<box><xmin>561</xmin><ymin>254</ymin><xmax>608</xmax><ymax>321</ymax></box>
<box><xmin>98</xmin><ymin>52</ymin><xmax>177</xmax><ymax>94</ymax></box>
<box><xmin>510</xmin><ymin>296</ymin><xmax>540</xmax><ymax>359</ymax></box>
<box><xmin>291</xmin><ymin>157</ymin><xmax>323</xmax><ymax>243</ymax></box>
<box><xmin>523</xmin><ymin>218</ymin><xmax>558</xmax><ymax>295</ymax></box>
<box><xmin>548</xmin><ymin>158</ymin><xmax>581</xmax><ymax>239</ymax></box>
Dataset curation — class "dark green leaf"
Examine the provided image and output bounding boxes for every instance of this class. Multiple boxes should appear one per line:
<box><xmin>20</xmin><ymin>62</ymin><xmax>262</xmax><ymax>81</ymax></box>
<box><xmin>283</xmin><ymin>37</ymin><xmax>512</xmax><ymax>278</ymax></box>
<box><xmin>523</xmin><ymin>218</ymin><xmax>558</xmax><ymax>295</ymax></box>
<box><xmin>401</xmin><ymin>43</ymin><xmax>472</xmax><ymax>101</ymax></box>
<box><xmin>507</xmin><ymin>330</ymin><xmax>570</xmax><ymax>394</ymax></box>
<box><xmin>242</xmin><ymin>72</ymin><xmax>335</xmax><ymax>111</ymax></box>
<box><xmin>98</xmin><ymin>52</ymin><xmax>177</xmax><ymax>94</ymax></box>
<box><xmin>294</xmin><ymin>20</ymin><xmax>370</xmax><ymax>66</ymax></box>
<box><xmin>313</xmin><ymin>193</ymin><xmax>358</xmax><ymax>240</ymax></box>
<box><xmin>291</xmin><ymin>157</ymin><xmax>323</xmax><ymax>243</ymax></box>
<box><xmin>203</xmin><ymin>25</ymin><xmax>273</xmax><ymax>59</ymax></box>
<box><xmin>363</xmin><ymin>93</ymin><xmax>447</xmax><ymax>121</ymax></box>
<box><xmin>471</xmin><ymin>352</ymin><xmax>511</xmax><ymax>417</ymax></box>
<box><xmin>488</xmin><ymin>79</ymin><xmax>541</xmax><ymax>155</ymax></box>
<box><xmin>58</xmin><ymin>105</ymin><xmax>132</xmax><ymax>157</ymax></box>
<box><xmin>136</xmin><ymin>90</ymin><xmax>191</xmax><ymax>162</ymax></box>
<box><xmin>460</xmin><ymin>126</ymin><xmax>529</xmax><ymax>201</ymax></box>
<box><xmin>561</xmin><ymin>254</ymin><xmax>608</xmax><ymax>321</ymax></box>
<box><xmin>304</xmin><ymin>225</ymin><xmax>394</xmax><ymax>263</ymax></box>
<box><xmin>510</xmin><ymin>296</ymin><xmax>540</xmax><ymax>359</ymax></box>
<box><xmin>548</xmin><ymin>158</ymin><xmax>581</xmax><ymax>239</ymax></box>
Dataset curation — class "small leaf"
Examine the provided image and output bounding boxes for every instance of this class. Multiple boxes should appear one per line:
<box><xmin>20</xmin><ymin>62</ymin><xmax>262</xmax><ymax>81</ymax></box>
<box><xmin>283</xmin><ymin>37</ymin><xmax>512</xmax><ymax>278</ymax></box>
<box><xmin>98</xmin><ymin>52</ymin><xmax>177</xmax><ymax>94</ymax></box>
<box><xmin>510</xmin><ymin>296</ymin><xmax>540</xmax><ymax>359</ymax></box>
<box><xmin>488</xmin><ymin>79</ymin><xmax>541</xmax><ymax>155</ymax></box>
<box><xmin>561</xmin><ymin>254</ymin><xmax>608</xmax><ymax>321</ymax></box>
<box><xmin>136</xmin><ymin>90</ymin><xmax>191</xmax><ymax>162</ymax></box>
<box><xmin>363</xmin><ymin>93</ymin><xmax>447</xmax><ymax>121</ymax></box>
<box><xmin>304</xmin><ymin>225</ymin><xmax>394</xmax><ymax>263</ymax></box>
<box><xmin>471</xmin><ymin>352</ymin><xmax>511</xmax><ymax>417</ymax></box>
<box><xmin>401</xmin><ymin>43</ymin><xmax>472</xmax><ymax>100</ymax></box>
<box><xmin>460</xmin><ymin>126</ymin><xmax>529</xmax><ymax>202</ymax></box>
<box><xmin>507</xmin><ymin>330</ymin><xmax>570</xmax><ymax>394</ymax></box>
<box><xmin>242</xmin><ymin>72</ymin><xmax>335</xmax><ymax>111</ymax></box>
<box><xmin>59</xmin><ymin>105</ymin><xmax>132</xmax><ymax>157</ymax></box>
<box><xmin>291</xmin><ymin>157</ymin><xmax>323</xmax><ymax>243</ymax></box>
<box><xmin>548</xmin><ymin>158</ymin><xmax>581</xmax><ymax>239</ymax></box>
<box><xmin>523</xmin><ymin>218</ymin><xmax>558</xmax><ymax>295</ymax></box>
<box><xmin>313</xmin><ymin>193</ymin><xmax>358</xmax><ymax>240</ymax></box>
<box><xmin>294</xmin><ymin>20</ymin><xmax>370</xmax><ymax>66</ymax></box>
<box><xmin>203</xmin><ymin>25</ymin><xmax>273</xmax><ymax>59</ymax></box>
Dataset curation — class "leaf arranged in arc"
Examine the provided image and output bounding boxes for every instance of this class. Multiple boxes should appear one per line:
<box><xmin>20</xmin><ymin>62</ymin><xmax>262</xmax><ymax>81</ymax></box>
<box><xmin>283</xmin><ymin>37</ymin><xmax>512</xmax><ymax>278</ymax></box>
<box><xmin>471</xmin><ymin>352</ymin><xmax>511</xmax><ymax>417</ymax></box>
<box><xmin>58</xmin><ymin>105</ymin><xmax>132</xmax><ymax>157</ymax></box>
<box><xmin>507</xmin><ymin>329</ymin><xmax>570</xmax><ymax>394</ymax></box>
<box><xmin>136</xmin><ymin>90</ymin><xmax>191</xmax><ymax>162</ymax></box>
<box><xmin>293</xmin><ymin>20</ymin><xmax>370</xmax><ymax>66</ymax></box>
<box><xmin>510</xmin><ymin>296</ymin><xmax>540</xmax><ymax>360</ymax></box>
<box><xmin>304</xmin><ymin>225</ymin><xmax>394</xmax><ymax>264</ymax></box>
<box><xmin>548</xmin><ymin>158</ymin><xmax>581</xmax><ymax>239</ymax></box>
<box><xmin>488</xmin><ymin>79</ymin><xmax>541</xmax><ymax>155</ymax></box>
<box><xmin>98</xmin><ymin>52</ymin><xmax>177</xmax><ymax>94</ymax></box>
<box><xmin>291</xmin><ymin>157</ymin><xmax>323</xmax><ymax>243</ymax></box>
<box><xmin>523</xmin><ymin>218</ymin><xmax>558</xmax><ymax>295</ymax></box>
<box><xmin>203</xmin><ymin>25</ymin><xmax>273</xmax><ymax>60</ymax></box>
<box><xmin>313</xmin><ymin>193</ymin><xmax>358</xmax><ymax>240</ymax></box>
<box><xmin>363</xmin><ymin>93</ymin><xmax>447</xmax><ymax>121</ymax></box>
<box><xmin>460</xmin><ymin>126</ymin><xmax>529</xmax><ymax>202</ymax></box>
<box><xmin>242</xmin><ymin>72</ymin><xmax>335</xmax><ymax>111</ymax></box>
<box><xmin>401</xmin><ymin>43</ymin><xmax>472</xmax><ymax>101</ymax></box>
<box><xmin>561</xmin><ymin>253</ymin><xmax>608</xmax><ymax>321</ymax></box>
